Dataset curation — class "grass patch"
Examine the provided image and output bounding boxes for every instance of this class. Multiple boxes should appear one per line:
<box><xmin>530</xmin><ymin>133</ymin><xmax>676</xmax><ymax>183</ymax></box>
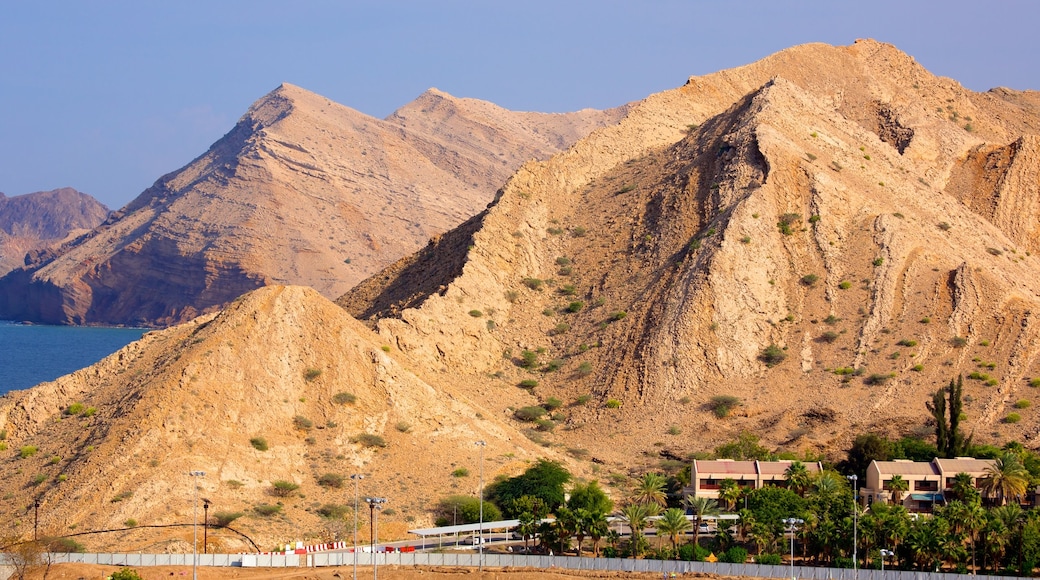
<box><xmin>254</xmin><ymin>504</ymin><xmax>282</xmax><ymax>517</ymax></box>
<box><xmin>270</xmin><ymin>480</ymin><xmax>299</xmax><ymax>497</ymax></box>
<box><xmin>351</xmin><ymin>433</ymin><xmax>387</xmax><ymax>448</ymax></box>
<box><xmin>249</xmin><ymin>437</ymin><xmax>269</xmax><ymax>451</ymax></box>
<box><xmin>708</xmin><ymin>395</ymin><xmax>741</xmax><ymax>418</ymax></box>
<box><xmin>515</xmin><ymin>406</ymin><xmax>547</xmax><ymax>421</ymax></box>
<box><xmin>333</xmin><ymin>392</ymin><xmax>357</xmax><ymax>405</ymax></box>
<box><xmin>293</xmin><ymin>416</ymin><xmax>313</xmax><ymax>430</ymax></box>
<box><xmin>451</xmin><ymin>467</ymin><xmax>470</xmax><ymax>478</ymax></box>
<box><xmin>304</xmin><ymin>368</ymin><xmax>322</xmax><ymax>381</ymax></box>
<box><xmin>759</xmin><ymin>344</ymin><xmax>786</xmax><ymax>367</ymax></box>
<box><xmin>317</xmin><ymin>473</ymin><xmax>344</xmax><ymax>488</ymax></box>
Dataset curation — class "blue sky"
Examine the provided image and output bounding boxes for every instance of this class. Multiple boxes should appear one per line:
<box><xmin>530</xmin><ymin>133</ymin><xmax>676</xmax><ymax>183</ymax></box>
<box><xmin>2</xmin><ymin>1</ymin><xmax>1037</xmax><ymax>209</ymax></box>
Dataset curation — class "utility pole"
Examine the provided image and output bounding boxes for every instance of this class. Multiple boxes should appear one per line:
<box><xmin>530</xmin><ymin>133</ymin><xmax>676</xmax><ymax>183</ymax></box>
<box><xmin>476</xmin><ymin>441</ymin><xmax>487</xmax><ymax>572</ymax></box>
<box><xmin>351</xmin><ymin>474</ymin><xmax>364</xmax><ymax>580</ymax></box>
<box><xmin>365</xmin><ymin>497</ymin><xmax>387</xmax><ymax>580</ymax></box>
<box><xmin>189</xmin><ymin>470</ymin><xmax>205</xmax><ymax>580</ymax></box>
<box><xmin>202</xmin><ymin>499</ymin><xmax>211</xmax><ymax>554</ymax></box>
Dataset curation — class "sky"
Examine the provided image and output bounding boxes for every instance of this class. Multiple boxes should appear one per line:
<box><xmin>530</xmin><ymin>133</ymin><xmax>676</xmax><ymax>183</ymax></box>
<box><xmin>2</xmin><ymin>1</ymin><xmax>1038</xmax><ymax>210</ymax></box>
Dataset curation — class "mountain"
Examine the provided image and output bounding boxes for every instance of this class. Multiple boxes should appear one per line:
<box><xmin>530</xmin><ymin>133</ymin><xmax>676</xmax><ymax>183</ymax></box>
<box><xmin>0</xmin><ymin>84</ymin><xmax>629</xmax><ymax>327</ymax></box>
<box><xmin>0</xmin><ymin>188</ymin><xmax>109</xmax><ymax>276</ymax></box>
<box><xmin>2</xmin><ymin>39</ymin><xmax>1040</xmax><ymax>550</ymax></box>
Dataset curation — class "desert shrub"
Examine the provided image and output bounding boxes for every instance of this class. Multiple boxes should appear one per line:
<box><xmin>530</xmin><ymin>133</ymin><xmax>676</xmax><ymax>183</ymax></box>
<box><xmin>451</xmin><ymin>467</ymin><xmax>469</xmax><ymax>477</ymax></box>
<box><xmin>19</xmin><ymin>445</ymin><xmax>38</xmax><ymax>459</ymax></box>
<box><xmin>224</xmin><ymin>480</ymin><xmax>245</xmax><ymax>489</ymax></box>
<box><xmin>951</xmin><ymin>336</ymin><xmax>968</xmax><ymax>347</ymax></box>
<box><xmin>824</xmin><ymin>314</ymin><xmax>841</xmax><ymax>325</ymax></box>
<box><xmin>395</xmin><ymin>422</ymin><xmax>411</xmax><ymax>433</ymax></box>
<box><xmin>611</xmin><ymin>311</ymin><xmax>627</xmax><ymax>321</ymax></box>
<box><xmin>986</xmin><ymin>247</ymin><xmax>1003</xmax><ymax>256</ymax></box>
<box><xmin>1015</xmin><ymin>400</ymin><xmax>1031</xmax><ymax>409</ymax></box>
<box><xmin>520</xmin><ymin>350</ymin><xmax>539</xmax><ymax>368</ymax></box>
<box><xmin>254</xmin><ymin>504</ymin><xmax>282</xmax><ymax>516</ymax></box>
<box><xmin>0</xmin><ymin>429</ymin><xmax>5</xmax><ymax>440</ymax></box>
<box><xmin>920</xmin><ymin>316</ymin><xmax>931</xmax><ymax>324</ymax></box>
<box><xmin>777</xmin><ymin>213</ymin><xmax>801</xmax><ymax>235</ymax></box>
<box><xmin>333</xmin><ymin>392</ymin><xmax>357</xmax><ymax>405</ymax></box>
<box><xmin>543</xmin><ymin>397</ymin><xmax>563</xmax><ymax>410</ymax></box>
<box><xmin>249</xmin><ymin>437</ymin><xmax>268</xmax><ymax>451</ymax></box>
<box><xmin>556</xmin><ymin>256</ymin><xmax>571</xmax><ymax>266</ymax></box>
<box><xmin>553</xmin><ymin>323</ymin><xmax>571</xmax><ymax>335</ymax></box>
<box><xmin>505</xmin><ymin>290</ymin><xmax>519</xmax><ymax>303</ymax></box>
<box><xmin>351</xmin><ymin>433</ymin><xmax>387</xmax><ymax>448</ymax></box>
<box><xmin>571</xmin><ymin>226</ymin><xmax>587</xmax><ymax>237</ymax></box>
<box><xmin>316</xmin><ymin>503</ymin><xmax>350</xmax><ymax>519</ymax></box>
<box><xmin>833</xmin><ymin>367</ymin><xmax>855</xmax><ymax>376</ymax></box>
<box><xmin>709</xmin><ymin>395</ymin><xmax>741</xmax><ymax>418</ymax></box>
<box><xmin>757</xmin><ymin>554</ymin><xmax>782</xmax><ymax>565</ymax></box>
<box><xmin>938</xmin><ymin>222</ymin><xmax>951</xmax><ymax>231</ymax></box>
<box><xmin>667</xmin><ymin>425</ymin><xmax>681</xmax><ymax>435</ymax></box>
<box><xmin>111</xmin><ymin>491</ymin><xmax>133</xmax><ymax>503</ymax></box>
<box><xmin>110</xmin><ymin>569</ymin><xmax>143</xmax><ymax>580</ymax></box>
<box><xmin>380</xmin><ymin>345</ymin><xmax>391</xmax><ymax>352</ymax></box>
<box><xmin>573</xmin><ymin>394</ymin><xmax>592</xmax><ymax>406</ymax></box>
<box><xmin>759</xmin><ymin>344</ymin><xmax>786</xmax><ymax>367</ymax></box>
<box><xmin>800</xmin><ymin>274</ymin><xmax>819</xmax><ymax>286</ymax></box>
<box><xmin>838</xmin><ymin>281</ymin><xmax>852</xmax><ymax>289</ymax></box>
<box><xmin>864</xmin><ymin>373</ymin><xmax>896</xmax><ymax>385</ymax></box>
<box><xmin>523</xmin><ymin>278</ymin><xmax>544</xmax><ymax>290</ymax></box>
<box><xmin>317</xmin><ymin>473</ymin><xmax>344</xmax><ymax>488</ymax></box>
<box><xmin>304</xmin><ymin>368</ymin><xmax>322</xmax><ymax>381</ymax></box>
<box><xmin>515</xmin><ymin>406</ymin><xmax>547</xmax><ymax>421</ymax></box>
<box><xmin>518</xmin><ymin>379</ymin><xmax>539</xmax><ymax>389</ymax></box>
<box><xmin>980</xmin><ymin>339</ymin><xmax>991</xmax><ymax>346</ymax></box>
<box><xmin>605</xmin><ymin>398</ymin><xmax>622</xmax><ymax>408</ymax></box>
<box><xmin>912</xmin><ymin>364</ymin><xmax>924</xmax><ymax>372</ymax></box>
<box><xmin>49</xmin><ymin>455</ymin><xmax>60</xmax><ymax>465</ymax></box>
<box><xmin>817</xmin><ymin>331</ymin><xmax>839</xmax><ymax>344</ymax></box>
<box><xmin>124</xmin><ymin>519</ymin><xmax>138</xmax><ymax>528</ymax></box>
<box><xmin>468</xmin><ymin>310</ymin><xmax>483</xmax><ymax>318</ymax></box>
<box><xmin>293</xmin><ymin>415</ymin><xmax>313</xmax><ymax>430</ymax></box>
<box><xmin>565</xmin><ymin>301</ymin><xmax>585</xmax><ymax>313</ymax></box>
<box><xmin>542</xmin><ymin>359</ymin><xmax>564</xmax><ymax>372</ymax></box>
<box><xmin>1030</xmin><ymin>378</ymin><xmax>1040</xmax><ymax>388</ymax></box>
<box><xmin>65</xmin><ymin>402</ymin><xmax>85</xmax><ymax>415</ymax></box>
<box><xmin>1006</xmin><ymin>413</ymin><xmax>1022</xmax><ymax>424</ymax></box>
<box><xmin>213</xmin><ymin>511</ymin><xmax>245</xmax><ymax>527</ymax></box>
<box><xmin>576</xmin><ymin>361</ymin><xmax>593</xmax><ymax>376</ymax></box>
<box><xmin>873</xmin><ymin>257</ymin><xmax>884</xmax><ymax>267</ymax></box>
<box><xmin>535</xmin><ymin>418</ymin><xmax>556</xmax><ymax>432</ymax></box>
<box><xmin>31</xmin><ymin>473</ymin><xmax>46</xmax><ymax>486</ymax></box>
<box><xmin>271</xmin><ymin>480</ymin><xmax>300</xmax><ymax>497</ymax></box>
<box><xmin>897</xmin><ymin>339</ymin><xmax>918</xmax><ymax>347</ymax></box>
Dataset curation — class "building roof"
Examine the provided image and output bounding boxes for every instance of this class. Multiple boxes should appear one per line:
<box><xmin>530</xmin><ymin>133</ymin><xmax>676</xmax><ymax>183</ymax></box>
<box><xmin>757</xmin><ymin>461</ymin><xmax>823</xmax><ymax>475</ymax></box>
<box><xmin>873</xmin><ymin>460</ymin><xmax>940</xmax><ymax>476</ymax></box>
<box><xmin>934</xmin><ymin>458</ymin><xmax>996</xmax><ymax>476</ymax></box>
<box><xmin>694</xmin><ymin>460</ymin><xmax>758</xmax><ymax>476</ymax></box>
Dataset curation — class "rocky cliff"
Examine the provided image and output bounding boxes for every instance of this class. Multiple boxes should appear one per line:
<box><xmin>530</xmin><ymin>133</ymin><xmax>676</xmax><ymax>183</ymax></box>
<box><xmin>0</xmin><ymin>84</ymin><xmax>628</xmax><ymax>326</ymax></box>
<box><xmin>0</xmin><ymin>188</ymin><xmax>109</xmax><ymax>276</ymax></box>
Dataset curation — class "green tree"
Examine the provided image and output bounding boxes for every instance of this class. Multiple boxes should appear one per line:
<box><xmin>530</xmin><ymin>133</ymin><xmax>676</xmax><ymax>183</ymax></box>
<box><xmin>656</xmin><ymin>507</ymin><xmax>692</xmax><ymax>557</ymax></box>
<box><xmin>684</xmin><ymin>495</ymin><xmax>720</xmax><ymax>548</ymax></box>
<box><xmin>981</xmin><ymin>452</ymin><xmax>1029</xmax><ymax>505</ymax></box>
<box><xmin>588</xmin><ymin>512</ymin><xmax>610</xmax><ymax>557</ymax></box>
<box><xmin>490</xmin><ymin>459</ymin><xmax>571</xmax><ymax>516</ymax></box>
<box><xmin>436</xmin><ymin>495</ymin><xmax>502</xmax><ymax>524</ymax></box>
<box><xmin>947</xmin><ymin>472</ymin><xmax>980</xmax><ymax>504</ymax></box>
<box><xmin>715</xmin><ymin>431</ymin><xmax>770</xmax><ymax>460</ymax></box>
<box><xmin>567</xmin><ymin>480</ymin><xmax>613</xmax><ymax>515</ymax></box>
<box><xmin>887</xmin><ymin>474</ymin><xmax>909</xmax><ymax>505</ymax></box>
<box><xmin>717</xmin><ymin>478</ymin><xmax>742</xmax><ymax>511</ymax></box>
<box><xmin>784</xmin><ymin>461</ymin><xmax>812</xmax><ymax>497</ymax></box>
<box><xmin>516</xmin><ymin>511</ymin><xmax>539</xmax><ymax>552</ymax></box>
<box><xmin>631</xmin><ymin>472</ymin><xmax>668</xmax><ymax>507</ymax></box>
<box><xmin>927</xmin><ymin>376</ymin><xmax>972</xmax><ymax>458</ymax></box>
<box><xmin>840</xmin><ymin>433</ymin><xmax>893</xmax><ymax>479</ymax></box>
<box><xmin>620</xmin><ymin>503</ymin><xmax>658</xmax><ymax>558</ymax></box>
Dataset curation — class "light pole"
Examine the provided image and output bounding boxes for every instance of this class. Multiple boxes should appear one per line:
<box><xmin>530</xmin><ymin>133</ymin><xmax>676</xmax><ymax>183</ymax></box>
<box><xmin>782</xmin><ymin>518</ymin><xmax>803</xmax><ymax>580</ymax></box>
<box><xmin>202</xmin><ymin>499</ymin><xmax>211</xmax><ymax>553</ymax></box>
<box><xmin>189</xmin><ymin>470</ymin><xmax>205</xmax><ymax>580</ymax></box>
<box><xmin>365</xmin><ymin>497</ymin><xmax>387</xmax><ymax>580</ymax></box>
<box><xmin>880</xmin><ymin>548</ymin><xmax>894</xmax><ymax>572</ymax></box>
<box><xmin>351</xmin><ymin>474</ymin><xmax>364</xmax><ymax>580</ymax></box>
<box><xmin>475</xmin><ymin>440</ymin><xmax>486</xmax><ymax>572</ymax></box>
<box><xmin>847</xmin><ymin>474</ymin><xmax>858</xmax><ymax>571</ymax></box>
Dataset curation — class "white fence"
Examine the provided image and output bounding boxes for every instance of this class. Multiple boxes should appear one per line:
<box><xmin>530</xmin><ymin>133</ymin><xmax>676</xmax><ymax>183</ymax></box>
<box><xmin>1</xmin><ymin>552</ymin><xmax>1027</xmax><ymax>580</ymax></box>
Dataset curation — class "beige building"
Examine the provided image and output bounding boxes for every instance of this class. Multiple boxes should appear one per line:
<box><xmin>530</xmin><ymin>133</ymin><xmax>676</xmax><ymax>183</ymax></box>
<box><xmin>687</xmin><ymin>459</ymin><xmax>824</xmax><ymax>500</ymax></box>
<box><xmin>861</xmin><ymin>457</ymin><xmax>996</xmax><ymax>512</ymax></box>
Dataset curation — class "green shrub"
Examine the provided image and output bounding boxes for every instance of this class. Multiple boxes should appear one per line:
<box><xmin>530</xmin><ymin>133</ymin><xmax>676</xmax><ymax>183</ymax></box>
<box><xmin>951</xmin><ymin>336</ymin><xmax>968</xmax><ymax>347</ymax></box>
<box><xmin>542</xmin><ymin>359</ymin><xmax>564</xmax><ymax>372</ymax></box>
<box><xmin>667</xmin><ymin>425</ymin><xmax>682</xmax><ymax>436</ymax></box>
<box><xmin>395</xmin><ymin>422</ymin><xmax>412</xmax><ymax>433</ymax></box>
<box><xmin>833</xmin><ymin>367</ymin><xmax>855</xmax><ymax>376</ymax></box>
<box><xmin>271</xmin><ymin>480</ymin><xmax>300</xmax><ymax>497</ymax></box>
<box><xmin>49</xmin><ymin>455</ymin><xmax>60</xmax><ymax>465</ymax></box>
<box><xmin>576</xmin><ymin>361</ymin><xmax>593</xmax><ymax>376</ymax></box>
<box><xmin>110</xmin><ymin>569</ymin><xmax>143</xmax><ymax>580</ymax></box>
<box><xmin>574</xmin><ymin>394</ymin><xmax>592</xmax><ymax>406</ymax></box>
<box><xmin>32</xmin><ymin>473</ymin><xmax>46</xmax><ymax>486</ymax></box>
<box><xmin>316</xmin><ymin>504</ymin><xmax>350</xmax><ymax>519</ymax></box>
<box><xmin>523</xmin><ymin>278</ymin><xmax>544</xmax><ymax>291</ymax></box>
<box><xmin>611</xmin><ymin>311</ymin><xmax>627</xmax><ymax>321</ymax></box>
<box><xmin>605</xmin><ymin>398</ymin><xmax>622</xmax><ymax>408</ymax></box>
<box><xmin>452</xmin><ymin>467</ymin><xmax>469</xmax><ymax>477</ymax></box>
<box><xmin>709</xmin><ymin>395</ymin><xmax>741</xmax><ymax>418</ymax></box>
<box><xmin>565</xmin><ymin>301</ymin><xmax>585</xmax><ymax>313</ymax></box>
<box><xmin>800</xmin><ymin>274</ymin><xmax>819</xmax><ymax>286</ymax></box>
<box><xmin>381</xmin><ymin>345</ymin><xmax>391</xmax><ymax>352</ymax></box>
<box><xmin>897</xmin><ymin>339</ymin><xmax>918</xmax><ymax>347</ymax></box>
<box><xmin>571</xmin><ymin>226</ymin><xmax>587</xmax><ymax>237</ymax></box>
<box><xmin>873</xmin><ymin>257</ymin><xmax>884</xmax><ymax>267</ymax></box>
<box><xmin>515</xmin><ymin>406</ymin><xmax>547</xmax><ymax>421</ymax></box>
<box><xmin>838</xmin><ymin>281</ymin><xmax>852</xmax><ymax>289</ymax></box>
<box><xmin>111</xmin><ymin>491</ymin><xmax>133</xmax><ymax>503</ymax></box>
<box><xmin>254</xmin><ymin>504</ymin><xmax>282</xmax><ymax>517</ymax></box>
<box><xmin>777</xmin><ymin>213</ymin><xmax>801</xmax><ymax>235</ymax></box>
<box><xmin>304</xmin><ymin>368</ymin><xmax>322</xmax><ymax>381</ymax></box>
<box><xmin>1014</xmin><ymin>400</ymin><xmax>1031</xmax><ymax>409</ymax></box>
<box><xmin>759</xmin><ymin>344</ymin><xmax>786</xmax><ymax>367</ymax></box>
<box><xmin>824</xmin><ymin>315</ymin><xmax>840</xmax><ymax>325</ymax></box>
<box><xmin>535</xmin><ymin>418</ymin><xmax>556</xmax><ymax>432</ymax></box>
<box><xmin>333</xmin><ymin>392</ymin><xmax>357</xmax><ymax>405</ymax></box>
<box><xmin>1030</xmin><ymin>378</ymin><xmax>1040</xmax><ymax>388</ymax></box>
<box><xmin>757</xmin><ymin>554</ymin><xmax>782</xmax><ymax>565</ymax></box>
<box><xmin>720</xmin><ymin>546</ymin><xmax>748</xmax><ymax>563</ymax></box>
<box><xmin>249</xmin><ymin>437</ymin><xmax>269</xmax><ymax>451</ymax></box>
<box><xmin>912</xmin><ymin>364</ymin><xmax>924</xmax><ymax>372</ymax></box>
<box><xmin>293</xmin><ymin>415</ymin><xmax>313</xmax><ymax>430</ymax></box>
<box><xmin>543</xmin><ymin>397</ymin><xmax>563</xmax><ymax>411</ymax></box>
<box><xmin>518</xmin><ymin>379</ymin><xmax>539</xmax><ymax>389</ymax></box>
<box><xmin>556</xmin><ymin>256</ymin><xmax>571</xmax><ymax>266</ymax></box>
<box><xmin>920</xmin><ymin>316</ymin><xmax>931</xmax><ymax>324</ymax></box>
<box><xmin>65</xmin><ymin>402</ymin><xmax>85</xmax><ymax>415</ymax></box>
<box><xmin>317</xmin><ymin>473</ymin><xmax>344</xmax><ymax>488</ymax></box>
<box><xmin>520</xmin><ymin>350</ymin><xmax>539</xmax><ymax>368</ymax></box>
<box><xmin>864</xmin><ymin>373</ymin><xmax>896</xmax><ymax>385</ymax></box>
<box><xmin>124</xmin><ymin>519</ymin><xmax>138</xmax><ymax>528</ymax></box>
<box><xmin>468</xmin><ymin>310</ymin><xmax>483</xmax><ymax>318</ymax></box>
<box><xmin>19</xmin><ymin>445</ymin><xmax>38</xmax><ymax>459</ymax></box>
<box><xmin>1006</xmin><ymin>413</ymin><xmax>1022</xmax><ymax>424</ymax></box>
<box><xmin>351</xmin><ymin>433</ymin><xmax>387</xmax><ymax>448</ymax></box>
<box><xmin>553</xmin><ymin>323</ymin><xmax>571</xmax><ymax>335</ymax></box>
<box><xmin>817</xmin><ymin>331</ymin><xmax>839</xmax><ymax>343</ymax></box>
<box><xmin>213</xmin><ymin>511</ymin><xmax>245</xmax><ymax>527</ymax></box>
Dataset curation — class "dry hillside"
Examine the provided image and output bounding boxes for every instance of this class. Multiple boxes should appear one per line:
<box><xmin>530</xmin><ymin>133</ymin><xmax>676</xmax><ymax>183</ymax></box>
<box><xmin>2</xmin><ymin>39</ymin><xmax>1040</xmax><ymax>552</ymax></box>
<box><xmin>0</xmin><ymin>188</ymin><xmax>108</xmax><ymax>276</ymax></box>
<box><xmin>0</xmin><ymin>85</ymin><xmax>627</xmax><ymax>327</ymax></box>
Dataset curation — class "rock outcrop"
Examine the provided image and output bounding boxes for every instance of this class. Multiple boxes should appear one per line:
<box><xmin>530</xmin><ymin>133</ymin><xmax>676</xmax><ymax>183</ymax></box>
<box><xmin>0</xmin><ymin>84</ymin><xmax>628</xmax><ymax>326</ymax></box>
<box><xmin>0</xmin><ymin>188</ymin><xmax>109</xmax><ymax>276</ymax></box>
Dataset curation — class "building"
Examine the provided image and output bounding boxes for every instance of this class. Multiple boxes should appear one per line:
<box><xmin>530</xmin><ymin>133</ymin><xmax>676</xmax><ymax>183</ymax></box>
<box><xmin>860</xmin><ymin>457</ymin><xmax>996</xmax><ymax>512</ymax></box>
<box><xmin>686</xmin><ymin>459</ymin><xmax>824</xmax><ymax>501</ymax></box>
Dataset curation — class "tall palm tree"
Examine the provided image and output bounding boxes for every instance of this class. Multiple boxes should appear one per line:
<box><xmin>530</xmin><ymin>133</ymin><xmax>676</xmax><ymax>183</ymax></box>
<box><xmin>784</xmin><ymin>461</ymin><xmax>812</xmax><ymax>497</ymax></box>
<box><xmin>980</xmin><ymin>453</ymin><xmax>1029</xmax><ymax>505</ymax></box>
<box><xmin>684</xmin><ymin>495</ymin><xmax>720</xmax><ymax>548</ymax></box>
<box><xmin>888</xmin><ymin>474</ymin><xmax>909</xmax><ymax>505</ymax></box>
<box><xmin>632</xmin><ymin>473</ymin><xmax>669</xmax><ymax>507</ymax></box>
<box><xmin>516</xmin><ymin>511</ymin><xmax>539</xmax><ymax>553</ymax></box>
<box><xmin>620</xmin><ymin>503</ymin><xmax>658</xmax><ymax>558</ymax></box>
<box><xmin>572</xmin><ymin>508</ymin><xmax>593</xmax><ymax>557</ymax></box>
<box><xmin>718</xmin><ymin>478</ymin><xmax>742</xmax><ymax>512</ymax></box>
<box><xmin>948</xmin><ymin>472</ymin><xmax>978</xmax><ymax>503</ymax></box>
<box><xmin>944</xmin><ymin>499</ymin><xmax>986</xmax><ymax>573</ymax></box>
<box><xmin>655</xmin><ymin>507</ymin><xmax>691</xmax><ymax>557</ymax></box>
<box><xmin>588</xmin><ymin>513</ymin><xmax>610</xmax><ymax>557</ymax></box>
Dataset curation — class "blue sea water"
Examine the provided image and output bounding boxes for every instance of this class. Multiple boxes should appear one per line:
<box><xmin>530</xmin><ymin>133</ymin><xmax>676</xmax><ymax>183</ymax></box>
<box><xmin>0</xmin><ymin>321</ymin><xmax>146</xmax><ymax>396</ymax></box>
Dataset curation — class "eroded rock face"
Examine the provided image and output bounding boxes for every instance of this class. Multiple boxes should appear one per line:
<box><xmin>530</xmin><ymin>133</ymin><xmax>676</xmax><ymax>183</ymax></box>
<box><xmin>0</xmin><ymin>84</ymin><xmax>628</xmax><ymax>326</ymax></box>
<box><xmin>0</xmin><ymin>188</ymin><xmax>109</xmax><ymax>276</ymax></box>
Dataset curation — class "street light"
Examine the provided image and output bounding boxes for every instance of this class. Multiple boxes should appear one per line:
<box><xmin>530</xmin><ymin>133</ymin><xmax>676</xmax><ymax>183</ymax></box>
<box><xmin>847</xmin><ymin>474</ymin><xmax>858</xmax><ymax>571</ymax></box>
<box><xmin>351</xmin><ymin>474</ymin><xmax>364</xmax><ymax>580</ymax></box>
<box><xmin>365</xmin><ymin>497</ymin><xmax>387</xmax><ymax>580</ymax></box>
<box><xmin>189</xmin><ymin>471</ymin><xmax>205</xmax><ymax>580</ymax></box>
<box><xmin>202</xmin><ymin>499</ymin><xmax>211</xmax><ymax>553</ymax></box>
<box><xmin>782</xmin><ymin>518</ymin><xmax>803</xmax><ymax>580</ymax></box>
<box><xmin>880</xmin><ymin>548</ymin><xmax>894</xmax><ymax>572</ymax></box>
<box><xmin>475</xmin><ymin>440</ymin><xmax>487</xmax><ymax>572</ymax></box>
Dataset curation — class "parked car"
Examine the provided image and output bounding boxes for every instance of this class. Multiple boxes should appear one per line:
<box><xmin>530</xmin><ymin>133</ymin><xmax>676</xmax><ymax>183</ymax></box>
<box><xmin>461</xmin><ymin>536</ymin><xmax>486</xmax><ymax>545</ymax></box>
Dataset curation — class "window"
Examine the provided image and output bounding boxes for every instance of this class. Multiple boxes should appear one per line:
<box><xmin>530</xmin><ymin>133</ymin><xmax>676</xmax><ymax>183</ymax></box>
<box><xmin>914</xmin><ymin>480</ymin><xmax>938</xmax><ymax>492</ymax></box>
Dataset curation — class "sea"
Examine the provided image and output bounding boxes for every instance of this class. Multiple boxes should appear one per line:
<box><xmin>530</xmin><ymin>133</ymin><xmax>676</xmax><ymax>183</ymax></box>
<box><xmin>0</xmin><ymin>321</ymin><xmax>146</xmax><ymax>396</ymax></box>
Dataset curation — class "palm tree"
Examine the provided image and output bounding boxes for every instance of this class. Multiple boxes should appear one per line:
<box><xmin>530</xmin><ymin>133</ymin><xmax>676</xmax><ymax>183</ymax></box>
<box><xmin>632</xmin><ymin>473</ymin><xmax>668</xmax><ymax>507</ymax></box>
<box><xmin>888</xmin><ymin>474</ymin><xmax>909</xmax><ymax>505</ymax></box>
<box><xmin>948</xmin><ymin>472</ymin><xmax>978</xmax><ymax>503</ymax></box>
<box><xmin>717</xmin><ymin>478</ymin><xmax>742</xmax><ymax>511</ymax></box>
<box><xmin>572</xmin><ymin>508</ymin><xmax>593</xmax><ymax>557</ymax></box>
<box><xmin>980</xmin><ymin>453</ymin><xmax>1029</xmax><ymax>505</ymax></box>
<box><xmin>944</xmin><ymin>499</ymin><xmax>986</xmax><ymax>573</ymax></box>
<box><xmin>684</xmin><ymin>495</ymin><xmax>720</xmax><ymax>548</ymax></box>
<box><xmin>588</xmin><ymin>513</ymin><xmax>610</xmax><ymax>557</ymax></box>
<box><xmin>655</xmin><ymin>507</ymin><xmax>691</xmax><ymax>557</ymax></box>
<box><xmin>784</xmin><ymin>461</ymin><xmax>812</xmax><ymax>497</ymax></box>
<box><xmin>620</xmin><ymin>503</ymin><xmax>658</xmax><ymax>558</ymax></box>
<box><xmin>516</xmin><ymin>511</ymin><xmax>539</xmax><ymax>553</ymax></box>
